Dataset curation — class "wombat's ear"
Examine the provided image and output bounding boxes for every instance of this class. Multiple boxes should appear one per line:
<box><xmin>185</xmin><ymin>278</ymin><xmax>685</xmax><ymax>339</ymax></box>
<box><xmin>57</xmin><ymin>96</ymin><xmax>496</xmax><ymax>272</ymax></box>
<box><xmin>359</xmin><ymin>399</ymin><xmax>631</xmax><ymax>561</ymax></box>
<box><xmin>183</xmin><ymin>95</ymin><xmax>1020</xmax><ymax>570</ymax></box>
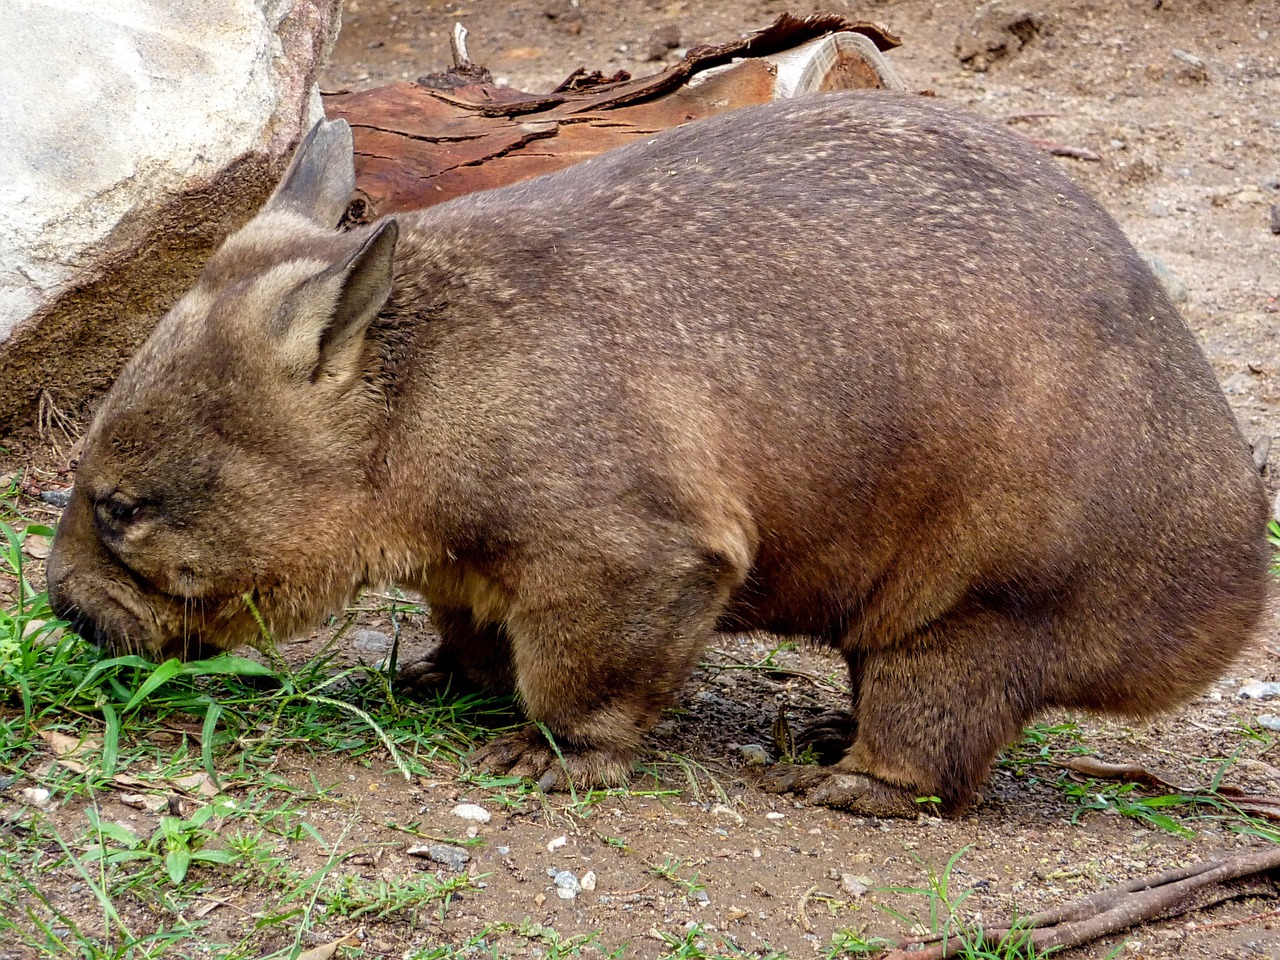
<box><xmin>276</xmin><ymin>218</ymin><xmax>399</xmax><ymax>386</ymax></box>
<box><xmin>265</xmin><ymin>119</ymin><xmax>356</xmax><ymax>228</ymax></box>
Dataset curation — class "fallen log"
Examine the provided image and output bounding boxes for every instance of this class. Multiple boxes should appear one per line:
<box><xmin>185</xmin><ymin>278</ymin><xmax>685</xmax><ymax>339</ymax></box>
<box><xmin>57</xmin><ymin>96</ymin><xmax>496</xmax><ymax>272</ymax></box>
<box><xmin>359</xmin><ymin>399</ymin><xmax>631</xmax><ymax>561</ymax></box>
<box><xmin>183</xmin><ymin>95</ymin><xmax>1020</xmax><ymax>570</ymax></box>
<box><xmin>321</xmin><ymin>13</ymin><xmax>903</xmax><ymax>220</ymax></box>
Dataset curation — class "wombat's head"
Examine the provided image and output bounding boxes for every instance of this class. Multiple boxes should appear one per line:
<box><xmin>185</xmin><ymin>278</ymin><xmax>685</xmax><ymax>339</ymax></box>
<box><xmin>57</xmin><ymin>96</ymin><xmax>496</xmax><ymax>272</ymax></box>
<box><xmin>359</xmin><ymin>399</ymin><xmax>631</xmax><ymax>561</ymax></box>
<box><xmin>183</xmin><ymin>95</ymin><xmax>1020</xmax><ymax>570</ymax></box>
<box><xmin>47</xmin><ymin>120</ymin><xmax>400</xmax><ymax>659</ymax></box>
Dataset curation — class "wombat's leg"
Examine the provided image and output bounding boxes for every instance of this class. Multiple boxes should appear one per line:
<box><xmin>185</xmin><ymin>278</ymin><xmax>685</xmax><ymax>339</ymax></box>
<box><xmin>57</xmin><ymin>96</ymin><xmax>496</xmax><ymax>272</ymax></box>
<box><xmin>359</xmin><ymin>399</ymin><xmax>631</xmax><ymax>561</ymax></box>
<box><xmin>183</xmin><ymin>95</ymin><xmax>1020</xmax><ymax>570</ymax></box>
<box><xmin>767</xmin><ymin>607</ymin><xmax>1034</xmax><ymax>816</ymax></box>
<box><xmin>396</xmin><ymin>605</ymin><xmax>516</xmax><ymax>696</ymax></box>
<box><xmin>471</xmin><ymin>548</ymin><xmax>737</xmax><ymax>789</ymax></box>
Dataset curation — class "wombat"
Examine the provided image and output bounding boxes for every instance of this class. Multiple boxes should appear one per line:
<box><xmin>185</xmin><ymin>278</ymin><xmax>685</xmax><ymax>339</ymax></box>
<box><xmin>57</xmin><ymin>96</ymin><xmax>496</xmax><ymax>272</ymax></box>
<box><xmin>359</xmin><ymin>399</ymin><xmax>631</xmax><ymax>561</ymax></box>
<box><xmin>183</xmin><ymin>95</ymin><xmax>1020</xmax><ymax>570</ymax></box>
<box><xmin>46</xmin><ymin>91</ymin><xmax>1268</xmax><ymax>816</ymax></box>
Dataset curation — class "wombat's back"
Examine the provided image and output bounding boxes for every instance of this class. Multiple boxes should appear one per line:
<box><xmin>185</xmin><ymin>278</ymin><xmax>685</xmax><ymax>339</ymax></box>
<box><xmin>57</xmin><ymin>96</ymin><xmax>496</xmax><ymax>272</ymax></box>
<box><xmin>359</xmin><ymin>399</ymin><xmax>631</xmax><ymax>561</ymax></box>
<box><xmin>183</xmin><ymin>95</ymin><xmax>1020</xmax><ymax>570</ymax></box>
<box><xmin>392</xmin><ymin>91</ymin><xmax>1266</xmax><ymax>712</ymax></box>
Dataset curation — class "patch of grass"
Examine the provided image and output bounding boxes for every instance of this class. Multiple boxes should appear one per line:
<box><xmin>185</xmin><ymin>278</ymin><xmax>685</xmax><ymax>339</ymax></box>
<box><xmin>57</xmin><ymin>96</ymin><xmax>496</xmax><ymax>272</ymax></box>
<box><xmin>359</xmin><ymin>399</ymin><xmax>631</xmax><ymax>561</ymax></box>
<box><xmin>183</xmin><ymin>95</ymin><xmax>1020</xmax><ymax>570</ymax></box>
<box><xmin>997</xmin><ymin>719</ymin><xmax>1088</xmax><ymax>777</ymax></box>
<box><xmin>874</xmin><ymin>847</ymin><xmax>1059</xmax><ymax>960</ymax></box>
<box><xmin>825</xmin><ymin>928</ymin><xmax>896</xmax><ymax>956</ymax></box>
<box><xmin>0</xmin><ymin>517</ymin><xmax>516</xmax><ymax>958</ymax></box>
<box><xmin>656</xmin><ymin>924</ymin><xmax>786</xmax><ymax>959</ymax></box>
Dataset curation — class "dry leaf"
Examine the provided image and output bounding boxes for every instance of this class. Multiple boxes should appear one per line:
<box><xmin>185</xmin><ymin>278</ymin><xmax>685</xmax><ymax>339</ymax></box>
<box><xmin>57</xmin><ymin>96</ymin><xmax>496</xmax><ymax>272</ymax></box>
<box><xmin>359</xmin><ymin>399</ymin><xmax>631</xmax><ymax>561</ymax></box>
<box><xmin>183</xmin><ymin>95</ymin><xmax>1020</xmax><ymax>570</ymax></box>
<box><xmin>40</xmin><ymin>729</ymin><xmax>100</xmax><ymax>758</ymax></box>
<box><xmin>287</xmin><ymin>933</ymin><xmax>359</xmax><ymax>960</ymax></box>
<box><xmin>21</xmin><ymin>535</ymin><xmax>50</xmax><ymax>560</ymax></box>
<box><xmin>170</xmin><ymin>772</ymin><xmax>219</xmax><ymax>799</ymax></box>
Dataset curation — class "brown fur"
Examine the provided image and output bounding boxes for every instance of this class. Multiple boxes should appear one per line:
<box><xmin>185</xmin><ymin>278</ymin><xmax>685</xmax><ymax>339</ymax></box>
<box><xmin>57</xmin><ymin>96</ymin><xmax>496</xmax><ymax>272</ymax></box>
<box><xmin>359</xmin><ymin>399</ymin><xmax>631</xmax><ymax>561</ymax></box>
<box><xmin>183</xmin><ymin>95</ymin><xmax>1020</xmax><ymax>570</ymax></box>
<box><xmin>47</xmin><ymin>92</ymin><xmax>1268</xmax><ymax>814</ymax></box>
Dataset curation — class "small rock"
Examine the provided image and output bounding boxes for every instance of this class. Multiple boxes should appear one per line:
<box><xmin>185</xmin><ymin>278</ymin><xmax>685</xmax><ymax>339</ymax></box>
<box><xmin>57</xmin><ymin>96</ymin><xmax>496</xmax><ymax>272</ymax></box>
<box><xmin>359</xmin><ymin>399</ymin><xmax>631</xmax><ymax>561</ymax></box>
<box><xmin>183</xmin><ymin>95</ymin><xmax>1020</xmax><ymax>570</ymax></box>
<box><xmin>546</xmin><ymin>835</ymin><xmax>568</xmax><ymax>852</ymax></box>
<box><xmin>533</xmin><ymin>892</ymin><xmax>546</xmax><ymax>906</ymax></box>
<box><xmin>451</xmin><ymin>803</ymin><xmax>491</xmax><ymax>823</ymax></box>
<box><xmin>765</xmin><ymin>811</ymin><xmax>785</xmax><ymax>821</ymax></box>
<box><xmin>1236</xmin><ymin>186</ymin><xmax>1268</xmax><ymax>206</ymax></box>
<box><xmin>1138</xmin><ymin>252</ymin><xmax>1188</xmax><ymax>305</ymax></box>
<box><xmin>1238</xmin><ymin>681</ymin><xmax>1280</xmax><ymax>700</ymax></box>
<box><xmin>693</xmin><ymin>887</ymin><xmax>710</xmax><ymax>905</ymax></box>
<box><xmin>1270</xmin><ymin>204</ymin><xmax>1280</xmax><ymax>236</ymax></box>
<box><xmin>497</xmin><ymin>845</ymin><xmax>511</xmax><ymax>856</ymax></box>
<box><xmin>711</xmin><ymin>803</ymin><xmax>745</xmax><ymax>825</ymax></box>
<box><xmin>408</xmin><ymin>843</ymin><xmax>471</xmax><ymax>872</ymax></box>
<box><xmin>738</xmin><ymin>744</ymin><xmax>770</xmax><ymax>765</ymax></box>
<box><xmin>1256</xmin><ymin>715</ymin><xmax>1280</xmax><ymax>731</ymax></box>
<box><xmin>350</xmin><ymin>629</ymin><xmax>392</xmax><ymax>656</ymax></box>
<box><xmin>643</xmin><ymin>23</ymin><xmax>681</xmax><ymax>61</ymax></box>
<box><xmin>1148</xmin><ymin>201</ymin><xmax>1171</xmax><ymax>218</ymax></box>
<box><xmin>18</xmin><ymin>787</ymin><xmax>54</xmax><ymax>811</ymax></box>
<box><xmin>581</xmin><ymin>870</ymin><xmax>597</xmax><ymax>891</ymax></box>
<box><xmin>39</xmin><ymin>488</ymin><xmax>71</xmax><ymax>508</ymax></box>
<box><xmin>841</xmin><ymin>873</ymin><xmax>874</xmax><ymax>897</ymax></box>
<box><xmin>1170</xmin><ymin>48</ymin><xmax>1204</xmax><ymax>69</ymax></box>
<box><xmin>553</xmin><ymin>870</ymin><xmax>580</xmax><ymax>899</ymax></box>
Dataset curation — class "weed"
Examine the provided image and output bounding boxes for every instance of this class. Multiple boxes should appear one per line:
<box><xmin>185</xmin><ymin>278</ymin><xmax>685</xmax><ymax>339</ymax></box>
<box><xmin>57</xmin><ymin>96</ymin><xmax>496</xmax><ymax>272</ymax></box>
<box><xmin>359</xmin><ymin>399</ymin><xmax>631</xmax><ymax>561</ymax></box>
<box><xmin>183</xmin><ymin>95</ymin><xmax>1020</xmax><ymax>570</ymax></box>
<box><xmin>649</xmin><ymin>856</ymin><xmax>709</xmax><ymax>903</ymax></box>
<box><xmin>875</xmin><ymin>847</ymin><xmax>1057</xmax><ymax>960</ymax></box>
<box><xmin>656</xmin><ymin>924</ymin><xmax>786</xmax><ymax>959</ymax></box>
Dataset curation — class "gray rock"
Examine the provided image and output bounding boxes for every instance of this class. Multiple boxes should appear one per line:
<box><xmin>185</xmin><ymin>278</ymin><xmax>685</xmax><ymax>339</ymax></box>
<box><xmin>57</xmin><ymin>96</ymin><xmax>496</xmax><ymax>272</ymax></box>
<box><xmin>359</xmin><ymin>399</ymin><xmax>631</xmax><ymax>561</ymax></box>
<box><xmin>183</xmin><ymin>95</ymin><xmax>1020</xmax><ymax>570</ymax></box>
<box><xmin>1138</xmin><ymin>252</ymin><xmax>1189</xmax><ymax>304</ymax></box>
<box><xmin>1238</xmin><ymin>681</ymin><xmax>1280</xmax><ymax>700</ymax></box>
<box><xmin>553</xmin><ymin>870</ymin><xmax>581</xmax><ymax>899</ymax></box>
<box><xmin>351</xmin><ymin>628</ymin><xmax>393</xmax><ymax>656</ymax></box>
<box><xmin>0</xmin><ymin>0</ymin><xmax>342</xmax><ymax>436</ymax></box>
<box><xmin>39</xmin><ymin>488</ymin><xmax>71</xmax><ymax>508</ymax></box>
<box><xmin>415</xmin><ymin>843</ymin><xmax>471</xmax><ymax>872</ymax></box>
<box><xmin>738</xmin><ymin>744</ymin><xmax>770</xmax><ymax>765</ymax></box>
<box><xmin>1256</xmin><ymin>715</ymin><xmax>1280</xmax><ymax>731</ymax></box>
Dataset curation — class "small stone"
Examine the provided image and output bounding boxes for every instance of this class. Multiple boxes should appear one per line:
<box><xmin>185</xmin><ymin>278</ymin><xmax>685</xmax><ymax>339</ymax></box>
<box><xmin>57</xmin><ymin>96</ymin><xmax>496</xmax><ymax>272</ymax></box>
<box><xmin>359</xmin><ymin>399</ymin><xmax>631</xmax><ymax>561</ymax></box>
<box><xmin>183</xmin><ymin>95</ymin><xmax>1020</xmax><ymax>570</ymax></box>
<box><xmin>580</xmin><ymin>870</ymin><xmax>597</xmax><ymax>891</ymax></box>
<box><xmin>350</xmin><ymin>629</ymin><xmax>392</xmax><ymax>656</ymax></box>
<box><xmin>451</xmin><ymin>803</ymin><xmax>491</xmax><ymax>823</ymax></box>
<box><xmin>841</xmin><ymin>873</ymin><xmax>874</xmax><ymax>897</ymax></box>
<box><xmin>534</xmin><ymin>892</ymin><xmax>546</xmax><ymax>906</ymax></box>
<box><xmin>765</xmin><ymin>811</ymin><xmax>785</xmax><ymax>821</ymax></box>
<box><xmin>18</xmin><ymin>787</ymin><xmax>54</xmax><ymax>811</ymax></box>
<box><xmin>1148</xmin><ymin>201</ymin><xmax>1171</xmax><ymax>218</ymax></box>
<box><xmin>1138</xmin><ymin>252</ymin><xmax>1188</xmax><ymax>304</ymax></box>
<box><xmin>738</xmin><ymin>744</ymin><xmax>769</xmax><ymax>765</ymax></box>
<box><xmin>546</xmin><ymin>835</ymin><xmax>568</xmax><ymax>852</ymax></box>
<box><xmin>711</xmin><ymin>803</ymin><xmax>745</xmax><ymax>825</ymax></box>
<box><xmin>1238</xmin><ymin>681</ymin><xmax>1280</xmax><ymax>700</ymax></box>
<box><xmin>1171</xmin><ymin>48</ymin><xmax>1203</xmax><ymax>68</ymax></box>
<box><xmin>553</xmin><ymin>870</ymin><xmax>580</xmax><ymax>899</ymax></box>
<box><xmin>408</xmin><ymin>843</ymin><xmax>471</xmax><ymax>872</ymax></box>
<box><xmin>497</xmin><ymin>845</ymin><xmax>511</xmax><ymax>856</ymax></box>
<box><xmin>1270</xmin><ymin>204</ymin><xmax>1280</xmax><ymax>236</ymax></box>
<box><xmin>39</xmin><ymin>488</ymin><xmax>71</xmax><ymax>508</ymax></box>
<box><xmin>1256</xmin><ymin>715</ymin><xmax>1280</xmax><ymax>731</ymax></box>
<box><xmin>693</xmin><ymin>888</ymin><xmax>710</xmax><ymax>905</ymax></box>
<box><xmin>642</xmin><ymin>23</ymin><xmax>681</xmax><ymax>61</ymax></box>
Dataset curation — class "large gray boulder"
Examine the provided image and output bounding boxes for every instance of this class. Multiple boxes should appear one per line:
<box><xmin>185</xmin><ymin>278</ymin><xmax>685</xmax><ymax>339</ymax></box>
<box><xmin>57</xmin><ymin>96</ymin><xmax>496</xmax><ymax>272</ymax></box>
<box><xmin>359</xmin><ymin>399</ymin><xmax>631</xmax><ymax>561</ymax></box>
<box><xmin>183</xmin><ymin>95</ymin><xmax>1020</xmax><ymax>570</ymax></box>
<box><xmin>0</xmin><ymin>0</ymin><xmax>341</xmax><ymax>444</ymax></box>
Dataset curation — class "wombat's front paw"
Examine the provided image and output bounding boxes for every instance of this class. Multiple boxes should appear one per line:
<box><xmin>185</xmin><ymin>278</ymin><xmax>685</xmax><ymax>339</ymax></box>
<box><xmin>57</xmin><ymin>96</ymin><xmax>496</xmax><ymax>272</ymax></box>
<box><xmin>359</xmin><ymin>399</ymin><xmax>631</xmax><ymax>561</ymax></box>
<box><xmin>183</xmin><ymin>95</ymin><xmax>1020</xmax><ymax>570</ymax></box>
<box><xmin>470</xmin><ymin>729</ymin><xmax>635</xmax><ymax>791</ymax></box>
<box><xmin>761</xmin><ymin>764</ymin><xmax>927</xmax><ymax>817</ymax></box>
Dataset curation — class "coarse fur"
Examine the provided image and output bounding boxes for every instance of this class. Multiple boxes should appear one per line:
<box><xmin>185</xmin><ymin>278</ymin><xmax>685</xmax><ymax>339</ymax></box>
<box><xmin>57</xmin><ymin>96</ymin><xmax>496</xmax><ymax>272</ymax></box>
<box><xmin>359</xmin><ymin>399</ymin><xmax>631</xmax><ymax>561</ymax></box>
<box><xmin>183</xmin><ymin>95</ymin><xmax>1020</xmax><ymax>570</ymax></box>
<box><xmin>47</xmin><ymin>92</ymin><xmax>1268</xmax><ymax>815</ymax></box>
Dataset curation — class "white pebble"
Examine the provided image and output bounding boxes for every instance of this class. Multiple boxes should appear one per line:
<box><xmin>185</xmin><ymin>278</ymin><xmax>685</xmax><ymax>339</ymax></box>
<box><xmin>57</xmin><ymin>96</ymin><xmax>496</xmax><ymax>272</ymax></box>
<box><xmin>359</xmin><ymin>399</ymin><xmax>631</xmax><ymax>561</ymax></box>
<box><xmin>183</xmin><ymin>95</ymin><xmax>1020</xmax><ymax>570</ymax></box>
<box><xmin>546</xmin><ymin>835</ymin><xmax>568</xmax><ymax>852</ymax></box>
<box><xmin>581</xmin><ymin>870</ymin><xmax>597</xmax><ymax>891</ymax></box>
<box><xmin>451</xmin><ymin>803</ymin><xmax>491</xmax><ymax>823</ymax></box>
<box><xmin>765</xmin><ymin>811</ymin><xmax>785</xmax><ymax>821</ymax></box>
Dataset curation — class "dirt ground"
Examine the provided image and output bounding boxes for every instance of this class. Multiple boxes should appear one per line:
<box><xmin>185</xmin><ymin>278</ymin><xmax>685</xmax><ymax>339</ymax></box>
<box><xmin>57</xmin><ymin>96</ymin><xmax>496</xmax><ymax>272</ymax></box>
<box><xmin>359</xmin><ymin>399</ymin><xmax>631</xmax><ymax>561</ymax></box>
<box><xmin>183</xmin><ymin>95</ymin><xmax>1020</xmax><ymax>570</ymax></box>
<box><xmin>6</xmin><ymin>1</ymin><xmax>1280</xmax><ymax>958</ymax></box>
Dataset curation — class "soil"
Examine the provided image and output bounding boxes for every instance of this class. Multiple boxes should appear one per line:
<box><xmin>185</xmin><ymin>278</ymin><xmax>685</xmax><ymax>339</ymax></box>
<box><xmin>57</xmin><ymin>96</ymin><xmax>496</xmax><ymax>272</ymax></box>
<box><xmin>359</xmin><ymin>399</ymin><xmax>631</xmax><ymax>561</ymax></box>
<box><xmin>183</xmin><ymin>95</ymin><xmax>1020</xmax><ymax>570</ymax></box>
<box><xmin>5</xmin><ymin>1</ymin><xmax>1280</xmax><ymax>958</ymax></box>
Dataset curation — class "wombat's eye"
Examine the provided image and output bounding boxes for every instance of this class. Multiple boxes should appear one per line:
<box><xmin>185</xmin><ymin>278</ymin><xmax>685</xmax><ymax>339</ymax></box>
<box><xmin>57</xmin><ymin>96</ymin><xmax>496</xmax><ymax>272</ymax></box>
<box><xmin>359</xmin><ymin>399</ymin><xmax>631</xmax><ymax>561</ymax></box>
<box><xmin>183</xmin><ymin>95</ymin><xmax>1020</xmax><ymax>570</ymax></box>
<box><xmin>94</xmin><ymin>495</ymin><xmax>146</xmax><ymax>530</ymax></box>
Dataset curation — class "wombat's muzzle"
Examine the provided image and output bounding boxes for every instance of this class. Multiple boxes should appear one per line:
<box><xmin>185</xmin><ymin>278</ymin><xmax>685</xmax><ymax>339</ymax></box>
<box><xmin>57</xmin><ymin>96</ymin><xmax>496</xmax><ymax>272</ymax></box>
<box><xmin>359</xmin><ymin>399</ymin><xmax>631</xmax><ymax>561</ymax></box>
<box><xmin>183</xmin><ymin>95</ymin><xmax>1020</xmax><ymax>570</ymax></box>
<box><xmin>46</xmin><ymin>491</ymin><xmax>159</xmax><ymax>656</ymax></box>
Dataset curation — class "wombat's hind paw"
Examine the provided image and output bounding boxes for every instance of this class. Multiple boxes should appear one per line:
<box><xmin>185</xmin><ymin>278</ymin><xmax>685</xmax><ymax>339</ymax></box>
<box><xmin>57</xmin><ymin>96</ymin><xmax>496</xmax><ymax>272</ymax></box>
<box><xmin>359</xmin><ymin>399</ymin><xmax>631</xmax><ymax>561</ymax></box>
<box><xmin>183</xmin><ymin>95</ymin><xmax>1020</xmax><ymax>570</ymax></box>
<box><xmin>471</xmin><ymin>728</ymin><xmax>635</xmax><ymax>791</ymax></box>
<box><xmin>762</xmin><ymin>764</ymin><xmax>925</xmax><ymax>817</ymax></box>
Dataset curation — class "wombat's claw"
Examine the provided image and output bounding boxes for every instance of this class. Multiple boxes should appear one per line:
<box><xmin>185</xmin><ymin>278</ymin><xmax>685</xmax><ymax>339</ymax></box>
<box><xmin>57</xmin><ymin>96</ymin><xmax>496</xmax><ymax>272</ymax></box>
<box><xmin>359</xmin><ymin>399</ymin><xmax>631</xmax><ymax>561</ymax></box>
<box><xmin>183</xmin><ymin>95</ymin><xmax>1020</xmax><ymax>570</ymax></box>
<box><xmin>761</xmin><ymin>764</ymin><xmax>924</xmax><ymax>817</ymax></box>
<box><xmin>470</xmin><ymin>728</ymin><xmax>634</xmax><ymax>791</ymax></box>
<box><xmin>393</xmin><ymin>659</ymin><xmax>448</xmax><ymax>692</ymax></box>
